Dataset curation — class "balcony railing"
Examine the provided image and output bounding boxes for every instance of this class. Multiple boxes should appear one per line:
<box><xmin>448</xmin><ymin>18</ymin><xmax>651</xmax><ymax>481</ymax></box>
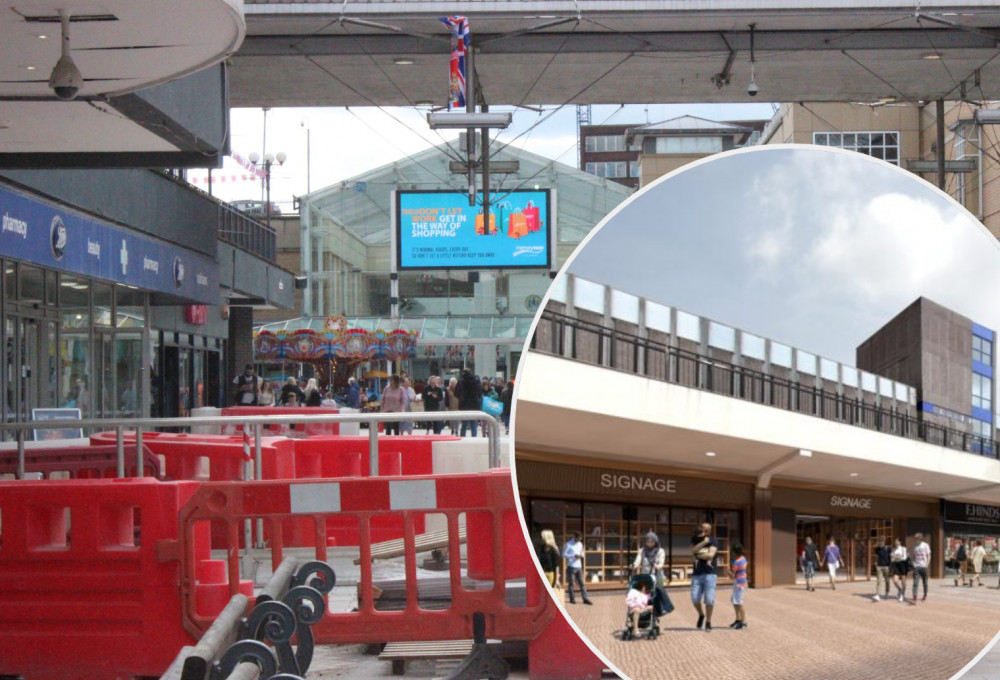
<box><xmin>531</xmin><ymin>309</ymin><xmax>999</xmax><ymax>459</ymax></box>
<box><xmin>218</xmin><ymin>202</ymin><xmax>277</xmax><ymax>261</ymax></box>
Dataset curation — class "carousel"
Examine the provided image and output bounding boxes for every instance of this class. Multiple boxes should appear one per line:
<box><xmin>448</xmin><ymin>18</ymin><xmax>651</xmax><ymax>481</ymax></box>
<box><xmin>252</xmin><ymin>315</ymin><xmax>419</xmax><ymax>395</ymax></box>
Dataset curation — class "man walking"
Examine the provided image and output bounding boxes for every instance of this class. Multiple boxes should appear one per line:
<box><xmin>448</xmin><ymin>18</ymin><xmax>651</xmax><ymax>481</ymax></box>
<box><xmin>969</xmin><ymin>540</ymin><xmax>986</xmax><ymax>587</ymax></box>
<box><xmin>562</xmin><ymin>533</ymin><xmax>593</xmax><ymax>605</ymax></box>
<box><xmin>912</xmin><ymin>532</ymin><xmax>931</xmax><ymax>602</ymax></box>
<box><xmin>456</xmin><ymin>368</ymin><xmax>483</xmax><ymax>437</ymax></box>
<box><xmin>690</xmin><ymin>522</ymin><xmax>719</xmax><ymax>632</ymax></box>
<box><xmin>874</xmin><ymin>537</ymin><xmax>891</xmax><ymax>601</ymax></box>
<box><xmin>233</xmin><ymin>363</ymin><xmax>259</xmax><ymax>406</ymax></box>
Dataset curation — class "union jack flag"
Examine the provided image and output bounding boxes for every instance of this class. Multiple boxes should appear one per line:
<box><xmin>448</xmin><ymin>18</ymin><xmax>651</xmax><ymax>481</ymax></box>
<box><xmin>440</xmin><ymin>15</ymin><xmax>470</xmax><ymax>109</ymax></box>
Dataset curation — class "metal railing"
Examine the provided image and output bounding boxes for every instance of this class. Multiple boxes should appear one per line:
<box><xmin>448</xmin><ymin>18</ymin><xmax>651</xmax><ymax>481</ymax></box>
<box><xmin>532</xmin><ymin>310</ymin><xmax>1000</xmax><ymax>459</ymax></box>
<box><xmin>0</xmin><ymin>410</ymin><xmax>504</xmax><ymax>481</ymax></box>
<box><xmin>218</xmin><ymin>203</ymin><xmax>277</xmax><ymax>261</ymax></box>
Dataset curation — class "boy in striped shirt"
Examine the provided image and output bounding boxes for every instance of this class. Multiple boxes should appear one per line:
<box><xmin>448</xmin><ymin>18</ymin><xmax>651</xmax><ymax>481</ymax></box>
<box><xmin>728</xmin><ymin>542</ymin><xmax>749</xmax><ymax>630</ymax></box>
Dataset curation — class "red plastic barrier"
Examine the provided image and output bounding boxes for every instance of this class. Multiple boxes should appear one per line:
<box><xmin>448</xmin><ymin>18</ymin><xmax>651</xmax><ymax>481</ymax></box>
<box><xmin>0</xmin><ymin>478</ymin><xmax>203</xmax><ymax>679</ymax></box>
<box><xmin>165</xmin><ymin>469</ymin><xmax>557</xmax><ymax>646</ymax></box>
<box><xmin>529</xmin><ymin>610</ymin><xmax>606</xmax><ymax>680</ymax></box>
<box><xmin>0</xmin><ymin>443</ymin><xmax>162</xmax><ymax>479</ymax></box>
<box><xmin>222</xmin><ymin>406</ymin><xmax>341</xmax><ymax>437</ymax></box>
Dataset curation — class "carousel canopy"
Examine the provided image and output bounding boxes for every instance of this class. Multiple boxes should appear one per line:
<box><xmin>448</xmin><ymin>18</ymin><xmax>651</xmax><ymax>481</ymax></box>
<box><xmin>254</xmin><ymin>315</ymin><xmax>419</xmax><ymax>362</ymax></box>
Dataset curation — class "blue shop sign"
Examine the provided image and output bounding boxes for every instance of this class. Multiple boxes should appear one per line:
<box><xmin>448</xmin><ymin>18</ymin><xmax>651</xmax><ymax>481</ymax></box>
<box><xmin>0</xmin><ymin>184</ymin><xmax>218</xmax><ymax>304</ymax></box>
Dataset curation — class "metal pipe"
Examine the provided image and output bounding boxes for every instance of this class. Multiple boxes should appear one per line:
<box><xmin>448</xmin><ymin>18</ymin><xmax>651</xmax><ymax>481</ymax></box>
<box><xmin>135</xmin><ymin>427</ymin><xmax>144</xmax><ymax>477</ymax></box>
<box><xmin>16</xmin><ymin>430</ymin><xmax>25</xmax><ymax>480</ymax></box>
<box><xmin>254</xmin><ymin>422</ymin><xmax>264</xmax><ymax>548</ymax></box>
<box><xmin>258</xmin><ymin>556</ymin><xmax>299</xmax><ymax>603</ymax></box>
<box><xmin>369</xmin><ymin>420</ymin><xmax>379</xmax><ymax>476</ymax></box>
<box><xmin>937</xmin><ymin>99</ymin><xmax>946</xmax><ymax>190</ymax></box>
<box><xmin>116</xmin><ymin>425</ymin><xmax>125</xmax><ymax>478</ymax></box>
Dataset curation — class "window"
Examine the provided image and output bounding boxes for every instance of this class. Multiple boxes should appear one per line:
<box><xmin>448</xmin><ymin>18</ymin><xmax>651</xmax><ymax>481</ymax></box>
<box><xmin>812</xmin><ymin>131</ymin><xmax>900</xmax><ymax>165</ymax></box>
<box><xmin>584</xmin><ymin>161</ymin><xmax>629</xmax><ymax>178</ymax></box>
<box><xmin>972</xmin><ymin>373</ymin><xmax>992</xmax><ymax>410</ymax></box>
<box><xmin>653</xmin><ymin>136</ymin><xmax>723</xmax><ymax>154</ymax></box>
<box><xmin>584</xmin><ymin>135</ymin><xmax>626</xmax><ymax>153</ymax></box>
<box><xmin>973</xmin><ymin>419</ymin><xmax>992</xmax><ymax>440</ymax></box>
<box><xmin>973</xmin><ymin>335</ymin><xmax>993</xmax><ymax>365</ymax></box>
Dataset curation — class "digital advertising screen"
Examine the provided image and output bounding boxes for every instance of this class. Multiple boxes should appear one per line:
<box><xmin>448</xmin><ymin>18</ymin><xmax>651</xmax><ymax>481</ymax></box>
<box><xmin>396</xmin><ymin>189</ymin><xmax>551</xmax><ymax>270</ymax></box>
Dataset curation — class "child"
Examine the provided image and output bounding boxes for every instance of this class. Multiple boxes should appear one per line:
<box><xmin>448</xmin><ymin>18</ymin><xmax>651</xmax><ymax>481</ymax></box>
<box><xmin>626</xmin><ymin>580</ymin><xmax>653</xmax><ymax>638</ymax></box>
<box><xmin>729</xmin><ymin>542</ymin><xmax>748</xmax><ymax>630</ymax></box>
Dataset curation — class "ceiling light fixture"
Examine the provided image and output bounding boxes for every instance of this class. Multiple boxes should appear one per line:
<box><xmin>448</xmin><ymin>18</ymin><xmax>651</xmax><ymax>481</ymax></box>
<box><xmin>393</xmin><ymin>57</ymin><xmax>415</xmax><ymax>65</ymax></box>
<box><xmin>921</xmin><ymin>52</ymin><xmax>942</xmax><ymax>60</ymax></box>
<box><xmin>914</xmin><ymin>481</ymin><xmax>923</xmax><ymax>486</ymax></box>
<box><xmin>36</xmin><ymin>34</ymin><xmax>48</xmax><ymax>39</ymax></box>
<box><xmin>414</xmin><ymin>99</ymin><xmax>434</xmax><ymax>107</ymax></box>
<box><xmin>849</xmin><ymin>472</ymin><xmax>859</xmax><ymax>477</ymax></box>
<box><xmin>705</xmin><ymin>451</ymin><xmax>717</xmax><ymax>457</ymax></box>
<box><xmin>747</xmin><ymin>23</ymin><xmax>759</xmax><ymax>97</ymax></box>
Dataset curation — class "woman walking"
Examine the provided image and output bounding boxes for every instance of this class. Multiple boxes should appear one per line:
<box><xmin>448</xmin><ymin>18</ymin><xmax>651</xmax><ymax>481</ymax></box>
<box><xmin>303</xmin><ymin>378</ymin><xmax>322</xmax><ymax>407</ymax></box>
<box><xmin>890</xmin><ymin>538</ymin><xmax>909</xmax><ymax>602</ymax></box>
<box><xmin>446</xmin><ymin>377</ymin><xmax>460</xmax><ymax>434</ymax></box>
<box><xmin>822</xmin><ymin>535</ymin><xmax>842</xmax><ymax>590</ymax></box>
<box><xmin>633</xmin><ymin>531</ymin><xmax>667</xmax><ymax>586</ymax></box>
<box><xmin>801</xmin><ymin>536</ymin><xmax>820</xmax><ymax>592</ymax></box>
<box><xmin>380</xmin><ymin>375</ymin><xmax>408</xmax><ymax>435</ymax></box>
<box><xmin>537</xmin><ymin>529</ymin><xmax>562</xmax><ymax>588</ymax></box>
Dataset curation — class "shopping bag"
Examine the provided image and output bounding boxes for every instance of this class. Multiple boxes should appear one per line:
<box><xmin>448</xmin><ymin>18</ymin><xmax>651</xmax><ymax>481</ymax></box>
<box><xmin>494</xmin><ymin>200</ymin><xmax>511</xmax><ymax>233</ymax></box>
<box><xmin>482</xmin><ymin>396</ymin><xmax>503</xmax><ymax>417</ymax></box>
<box><xmin>475</xmin><ymin>212</ymin><xmax>497</xmax><ymax>235</ymax></box>
<box><xmin>507</xmin><ymin>212</ymin><xmax>529</xmax><ymax>239</ymax></box>
<box><xmin>524</xmin><ymin>200</ymin><xmax>541</xmax><ymax>232</ymax></box>
<box><xmin>652</xmin><ymin>586</ymin><xmax>674</xmax><ymax>615</ymax></box>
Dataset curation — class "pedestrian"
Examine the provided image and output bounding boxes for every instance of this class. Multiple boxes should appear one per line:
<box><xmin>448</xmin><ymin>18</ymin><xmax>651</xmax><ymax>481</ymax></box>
<box><xmin>911</xmin><ymin>532</ymin><xmax>931</xmax><ymax>602</ymax></box>
<box><xmin>690</xmin><ymin>522</ymin><xmax>719</xmax><ymax>632</ymax></box>
<box><xmin>969</xmin><ymin>540</ymin><xmax>986</xmax><ymax>587</ymax></box>
<box><xmin>233</xmin><ymin>363</ymin><xmax>259</xmax><ymax>406</ymax></box>
<box><xmin>500</xmin><ymin>380</ymin><xmax>514</xmax><ymax>433</ymax></box>
<box><xmin>380</xmin><ymin>374</ymin><xmax>408</xmax><ymax>435</ymax></box>
<box><xmin>482</xmin><ymin>378</ymin><xmax>498</xmax><ymax>401</ymax></box>
<box><xmin>257</xmin><ymin>380</ymin><xmax>275</xmax><ymax>406</ymax></box>
<box><xmin>347</xmin><ymin>377</ymin><xmax>361</xmax><ymax>409</ymax></box>
<box><xmin>422</xmin><ymin>375</ymin><xmax>444</xmax><ymax>434</ymax></box>
<box><xmin>278</xmin><ymin>377</ymin><xmax>305</xmax><ymax>406</ymax></box>
<box><xmin>822</xmin><ymin>535</ymin><xmax>842</xmax><ymax>590</ymax></box>
<box><xmin>561</xmin><ymin>532</ymin><xmax>593</xmax><ymax>605</ymax></box>
<box><xmin>890</xmin><ymin>538</ymin><xmax>909</xmax><ymax>601</ymax></box>
<box><xmin>303</xmin><ymin>378</ymin><xmax>322</xmax><ymax>407</ymax></box>
<box><xmin>446</xmin><ymin>377</ymin><xmax>460</xmax><ymax>434</ymax></box>
<box><xmin>954</xmin><ymin>539</ymin><xmax>969</xmax><ymax>586</ymax></box>
<box><xmin>625</xmin><ymin>579</ymin><xmax>653</xmax><ymax>639</ymax></box>
<box><xmin>801</xmin><ymin>536</ymin><xmax>820</xmax><ymax>592</ymax></box>
<box><xmin>537</xmin><ymin>529</ymin><xmax>562</xmax><ymax>588</ymax></box>
<box><xmin>728</xmin><ymin>542</ymin><xmax>748</xmax><ymax>630</ymax></box>
<box><xmin>633</xmin><ymin>531</ymin><xmax>667</xmax><ymax>587</ymax></box>
<box><xmin>873</xmin><ymin>537</ymin><xmax>891</xmax><ymax>601</ymax></box>
<box><xmin>456</xmin><ymin>368</ymin><xmax>483</xmax><ymax>437</ymax></box>
<box><xmin>400</xmin><ymin>377</ymin><xmax>418</xmax><ymax>434</ymax></box>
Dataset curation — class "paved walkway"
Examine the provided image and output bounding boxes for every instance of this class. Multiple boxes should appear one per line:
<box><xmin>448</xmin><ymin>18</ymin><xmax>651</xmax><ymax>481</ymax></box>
<box><xmin>561</xmin><ymin>579</ymin><xmax>1000</xmax><ymax>680</ymax></box>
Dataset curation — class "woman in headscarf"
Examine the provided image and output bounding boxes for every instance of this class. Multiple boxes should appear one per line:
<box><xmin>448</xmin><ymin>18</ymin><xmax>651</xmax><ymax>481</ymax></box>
<box><xmin>633</xmin><ymin>531</ymin><xmax>667</xmax><ymax>586</ymax></box>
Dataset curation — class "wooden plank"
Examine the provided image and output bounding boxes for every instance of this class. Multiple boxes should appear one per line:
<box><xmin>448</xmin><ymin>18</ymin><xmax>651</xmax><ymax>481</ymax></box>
<box><xmin>353</xmin><ymin>526</ymin><xmax>467</xmax><ymax>565</ymax></box>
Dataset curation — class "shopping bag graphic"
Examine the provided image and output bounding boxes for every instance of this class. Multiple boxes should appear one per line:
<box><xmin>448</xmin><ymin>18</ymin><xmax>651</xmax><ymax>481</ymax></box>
<box><xmin>475</xmin><ymin>212</ymin><xmax>497</xmax><ymax>235</ymax></box>
<box><xmin>494</xmin><ymin>200</ymin><xmax>511</xmax><ymax>234</ymax></box>
<box><xmin>524</xmin><ymin>200</ymin><xmax>541</xmax><ymax>232</ymax></box>
<box><xmin>507</xmin><ymin>211</ymin><xmax>529</xmax><ymax>239</ymax></box>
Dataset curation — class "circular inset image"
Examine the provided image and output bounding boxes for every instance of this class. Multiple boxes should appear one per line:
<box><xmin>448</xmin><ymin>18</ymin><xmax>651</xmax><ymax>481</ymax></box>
<box><xmin>514</xmin><ymin>145</ymin><xmax>1000</xmax><ymax>680</ymax></box>
<box><xmin>50</xmin><ymin>215</ymin><xmax>67</xmax><ymax>261</ymax></box>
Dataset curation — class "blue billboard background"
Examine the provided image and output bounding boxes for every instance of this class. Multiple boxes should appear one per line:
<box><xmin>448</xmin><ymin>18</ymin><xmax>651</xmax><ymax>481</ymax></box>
<box><xmin>0</xmin><ymin>184</ymin><xmax>218</xmax><ymax>304</ymax></box>
<box><xmin>397</xmin><ymin>190</ymin><xmax>550</xmax><ymax>269</ymax></box>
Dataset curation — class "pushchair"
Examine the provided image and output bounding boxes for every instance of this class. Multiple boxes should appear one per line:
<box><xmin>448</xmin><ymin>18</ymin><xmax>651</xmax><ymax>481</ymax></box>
<box><xmin>622</xmin><ymin>573</ymin><xmax>671</xmax><ymax>640</ymax></box>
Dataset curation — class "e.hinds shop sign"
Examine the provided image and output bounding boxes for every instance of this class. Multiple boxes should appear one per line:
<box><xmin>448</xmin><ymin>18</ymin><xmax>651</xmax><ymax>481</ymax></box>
<box><xmin>943</xmin><ymin>500</ymin><xmax>1000</xmax><ymax>527</ymax></box>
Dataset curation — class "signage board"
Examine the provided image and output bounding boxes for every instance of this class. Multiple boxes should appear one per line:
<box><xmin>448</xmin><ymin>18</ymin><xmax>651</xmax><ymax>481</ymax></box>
<box><xmin>32</xmin><ymin>408</ymin><xmax>83</xmax><ymax>441</ymax></box>
<box><xmin>395</xmin><ymin>190</ymin><xmax>551</xmax><ymax>270</ymax></box>
<box><xmin>942</xmin><ymin>500</ymin><xmax>1000</xmax><ymax>528</ymax></box>
<box><xmin>0</xmin><ymin>184</ymin><xmax>219</xmax><ymax>304</ymax></box>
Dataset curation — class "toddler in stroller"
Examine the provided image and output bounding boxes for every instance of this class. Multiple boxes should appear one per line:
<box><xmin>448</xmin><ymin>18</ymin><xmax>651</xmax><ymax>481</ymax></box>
<box><xmin>623</xmin><ymin>574</ymin><xmax>657</xmax><ymax>640</ymax></box>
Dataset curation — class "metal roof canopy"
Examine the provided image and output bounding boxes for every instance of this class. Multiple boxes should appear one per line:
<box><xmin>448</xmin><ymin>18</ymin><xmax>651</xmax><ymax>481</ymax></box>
<box><xmin>235</xmin><ymin>1</ymin><xmax>1000</xmax><ymax>107</ymax></box>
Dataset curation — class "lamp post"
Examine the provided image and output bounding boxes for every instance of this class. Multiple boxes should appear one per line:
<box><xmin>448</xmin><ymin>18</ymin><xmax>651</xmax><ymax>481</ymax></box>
<box><xmin>248</xmin><ymin>150</ymin><xmax>287</xmax><ymax>230</ymax></box>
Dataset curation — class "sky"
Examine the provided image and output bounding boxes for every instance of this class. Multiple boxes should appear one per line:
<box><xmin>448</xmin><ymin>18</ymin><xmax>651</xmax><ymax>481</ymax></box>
<box><xmin>191</xmin><ymin>103</ymin><xmax>776</xmax><ymax>210</ymax></box>
<box><xmin>566</xmin><ymin>146</ymin><xmax>1000</xmax><ymax>368</ymax></box>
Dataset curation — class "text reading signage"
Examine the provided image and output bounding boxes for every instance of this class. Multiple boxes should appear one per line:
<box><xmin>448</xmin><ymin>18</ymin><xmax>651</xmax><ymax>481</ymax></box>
<box><xmin>830</xmin><ymin>495</ymin><xmax>873</xmax><ymax>510</ymax></box>
<box><xmin>0</xmin><ymin>184</ymin><xmax>218</xmax><ymax>304</ymax></box>
<box><xmin>600</xmin><ymin>472</ymin><xmax>677</xmax><ymax>495</ymax></box>
<box><xmin>396</xmin><ymin>190</ymin><xmax>550</xmax><ymax>270</ymax></box>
